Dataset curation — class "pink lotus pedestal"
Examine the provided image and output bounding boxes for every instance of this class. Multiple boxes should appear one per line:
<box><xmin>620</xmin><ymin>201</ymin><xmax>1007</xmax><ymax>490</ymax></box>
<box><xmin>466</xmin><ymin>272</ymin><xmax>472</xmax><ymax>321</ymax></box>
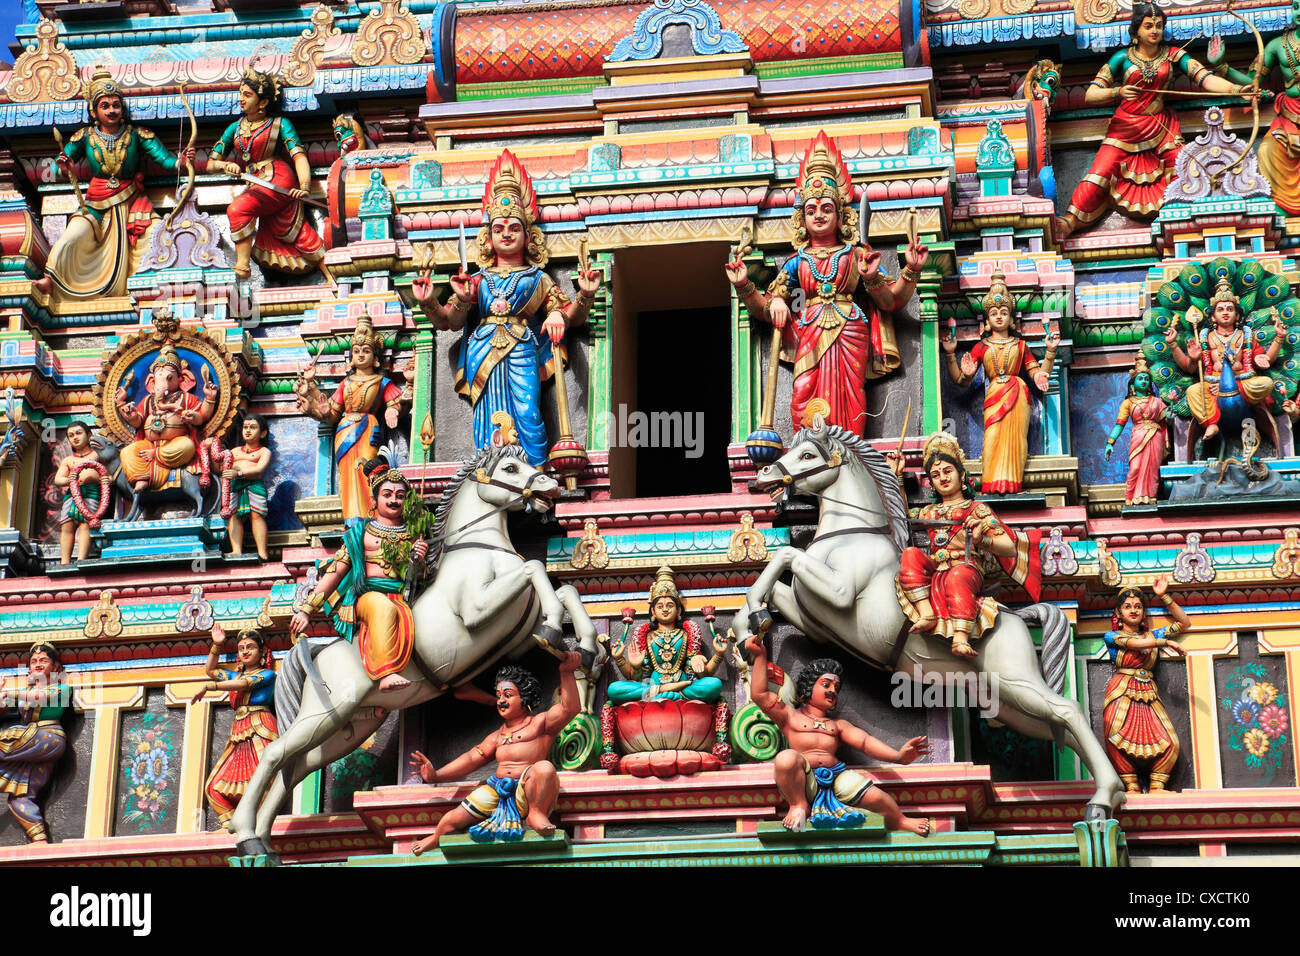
<box><xmin>601</xmin><ymin>698</ymin><xmax>731</xmax><ymax>778</ymax></box>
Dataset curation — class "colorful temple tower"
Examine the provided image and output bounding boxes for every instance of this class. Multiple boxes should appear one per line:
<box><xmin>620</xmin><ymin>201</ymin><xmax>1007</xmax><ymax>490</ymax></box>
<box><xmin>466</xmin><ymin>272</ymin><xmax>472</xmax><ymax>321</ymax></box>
<box><xmin>0</xmin><ymin>0</ymin><xmax>1293</xmax><ymax>869</ymax></box>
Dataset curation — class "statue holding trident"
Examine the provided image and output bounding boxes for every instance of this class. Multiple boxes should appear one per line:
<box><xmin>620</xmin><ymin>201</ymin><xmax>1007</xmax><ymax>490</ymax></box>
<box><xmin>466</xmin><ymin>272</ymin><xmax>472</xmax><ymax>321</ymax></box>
<box><xmin>412</xmin><ymin>150</ymin><xmax>601</xmax><ymax>466</ymax></box>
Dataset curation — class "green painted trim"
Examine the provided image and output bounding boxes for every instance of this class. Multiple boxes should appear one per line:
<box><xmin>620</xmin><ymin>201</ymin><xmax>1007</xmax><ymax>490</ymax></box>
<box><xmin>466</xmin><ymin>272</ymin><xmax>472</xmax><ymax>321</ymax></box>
<box><xmin>732</xmin><ymin>286</ymin><xmax>758</xmax><ymax>444</ymax></box>
<box><xmin>753</xmin><ymin>54</ymin><xmax>904</xmax><ymax>79</ymax></box>
<box><xmin>950</xmin><ymin>704</ymin><xmax>969</xmax><ymax>762</ymax></box>
<box><xmin>410</xmin><ymin>329</ymin><xmax>435</xmax><ymax>465</ymax></box>
<box><xmin>458</xmin><ymin>78</ymin><xmax>605</xmax><ymax>102</ymax></box>
<box><xmin>922</xmin><ymin>320</ymin><xmax>941</xmax><ymax>434</ymax></box>
<box><xmin>587</xmin><ymin>254</ymin><xmax>613</xmax><ymax>451</ymax></box>
<box><xmin>292</xmin><ymin>770</ymin><xmax>323</xmax><ymax>816</ymax></box>
<box><xmin>1073</xmin><ymin>258</ymin><xmax>1159</xmax><ymax>271</ymax></box>
<box><xmin>336</xmin><ymin>826</ymin><xmax>999</xmax><ymax>867</ymax></box>
<box><xmin>1053</xmin><ymin>629</ymin><xmax>1084</xmax><ymax>782</ymax></box>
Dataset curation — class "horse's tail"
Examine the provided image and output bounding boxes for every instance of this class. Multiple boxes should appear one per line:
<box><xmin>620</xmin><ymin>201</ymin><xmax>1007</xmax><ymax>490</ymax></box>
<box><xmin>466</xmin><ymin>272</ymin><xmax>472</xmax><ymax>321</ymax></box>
<box><xmin>1014</xmin><ymin>602</ymin><xmax>1070</xmax><ymax>694</ymax></box>
<box><xmin>275</xmin><ymin>637</ymin><xmax>337</xmax><ymax>731</ymax></box>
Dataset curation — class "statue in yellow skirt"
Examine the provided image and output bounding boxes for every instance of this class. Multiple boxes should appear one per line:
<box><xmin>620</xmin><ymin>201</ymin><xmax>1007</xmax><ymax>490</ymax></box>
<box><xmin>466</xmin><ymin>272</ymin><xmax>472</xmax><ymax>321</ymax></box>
<box><xmin>93</xmin><ymin>308</ymin><xmax>242</xmax><ymax>520</ymax></box>
<box><xmin>291</xmin><ymin>458</ymin><xmax>429</xmax><ymax>693</ymax></box>
<box><xmin>115</xmin><ymin>344</ymin><xmax>218</xmax><ymax>494</ymax></box>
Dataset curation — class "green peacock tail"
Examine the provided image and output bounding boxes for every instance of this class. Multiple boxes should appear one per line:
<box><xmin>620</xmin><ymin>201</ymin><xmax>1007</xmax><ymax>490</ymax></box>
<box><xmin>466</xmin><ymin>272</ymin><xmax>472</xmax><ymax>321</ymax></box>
<box><xmin>1140</xmin><ymin>256</ymin><xmax>1300</xmax><ymax>420</ymax></box>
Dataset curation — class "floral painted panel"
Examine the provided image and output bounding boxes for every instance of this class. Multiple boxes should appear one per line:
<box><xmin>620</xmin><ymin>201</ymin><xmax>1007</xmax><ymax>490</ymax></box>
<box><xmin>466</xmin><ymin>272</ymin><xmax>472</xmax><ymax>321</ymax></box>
<box><xmin>114</xmin><ymin>691</ymin><xmax>183</xmax><ymax>836</ymax></box>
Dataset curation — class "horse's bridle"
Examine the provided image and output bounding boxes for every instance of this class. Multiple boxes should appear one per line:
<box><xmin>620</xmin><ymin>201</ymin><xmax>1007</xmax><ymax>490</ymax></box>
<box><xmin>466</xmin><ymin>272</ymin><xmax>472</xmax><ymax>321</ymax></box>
<box><xmin>442</xmin><ymin>465</ymin><xmax>552</xmax><ymax>553</ymax></box>
<box><xmin>770</xmin><ymin>446</ymin><xmax>899</xmax><ymax>546</ymax></box>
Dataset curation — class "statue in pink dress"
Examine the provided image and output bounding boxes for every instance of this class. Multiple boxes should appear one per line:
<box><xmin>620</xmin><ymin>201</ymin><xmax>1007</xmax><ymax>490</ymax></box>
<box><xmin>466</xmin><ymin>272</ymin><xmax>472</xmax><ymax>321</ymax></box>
<box><xmin>1105</xmin><ymin>356</ymin><xmax>1168</xmax><ymax>506</ymax></box>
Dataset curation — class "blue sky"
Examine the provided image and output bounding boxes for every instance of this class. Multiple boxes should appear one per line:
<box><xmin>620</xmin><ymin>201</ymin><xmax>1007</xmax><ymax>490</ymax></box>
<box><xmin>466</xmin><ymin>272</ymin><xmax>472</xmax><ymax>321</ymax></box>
<box><xmin>0</xmin><ymin>4</ymin><xmax>22</xmax><ymax>65</ymax></box>
<box><xmin>0</xmin><ymin>3</ymin><xmax>20</xmax><ymax>64</ymax></box>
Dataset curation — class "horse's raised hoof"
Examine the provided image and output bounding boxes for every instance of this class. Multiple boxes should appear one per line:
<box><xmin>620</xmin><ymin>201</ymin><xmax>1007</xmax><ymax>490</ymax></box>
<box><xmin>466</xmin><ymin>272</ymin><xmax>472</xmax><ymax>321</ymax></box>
<box><xmin>749</xmin><ymin>608</ymin><xmax>773</xmax><ymax>635</ymax></box>
<box><xmin>235</xmin><ymin>837</ymin><xmax>272</xmax><ymax>858</ymax></box>
<box><xmin>579</xmin><ymin>647</ymin><xmax>596</xmax><ymax>671</ymax></box>
<box><xmin>536</xmin><ymin>623</ymin><xmax>564</xmax><ymax>649</ymax></box>
<box><xmin>1083</xmin><ymin>802</ymin><xmax>1111</xmax><ymax>823</ymax></box>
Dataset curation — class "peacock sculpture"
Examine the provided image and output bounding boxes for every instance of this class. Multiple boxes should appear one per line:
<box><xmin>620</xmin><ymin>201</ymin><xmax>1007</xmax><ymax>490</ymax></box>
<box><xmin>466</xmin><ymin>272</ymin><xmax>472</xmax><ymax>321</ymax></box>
<box><xmin>1140</xmin><ymin>256</ymin><xmax>1300</xmax><ymax>457</ymax></box>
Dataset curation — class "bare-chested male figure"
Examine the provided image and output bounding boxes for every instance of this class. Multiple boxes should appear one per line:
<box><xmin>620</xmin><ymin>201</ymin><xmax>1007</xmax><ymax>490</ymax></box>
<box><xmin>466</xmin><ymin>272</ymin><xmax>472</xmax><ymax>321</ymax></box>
<box><xmin>53</xmin><ymin>422</ymin><xmax>102</xmax><ymax>564</ymax></box>
<box><xmin>746</xmin><ymin>636</ymin><xmax>931</xmax><ymax>836</ymax></box>
<box><xmin>408</xmin><ymin>651</ymin><xmax>581</xmax><ymax>853</ymax></box>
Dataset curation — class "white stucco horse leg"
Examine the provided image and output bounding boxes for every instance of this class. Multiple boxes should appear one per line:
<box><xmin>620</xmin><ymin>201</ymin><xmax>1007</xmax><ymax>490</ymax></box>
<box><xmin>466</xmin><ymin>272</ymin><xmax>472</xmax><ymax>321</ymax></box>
<box><xmin>729</xmin><ymin>423</ymin><xmax>1125</xmax><ymax>820</ymax></box>
<box><xmin>230</xmin><ymin>443</ymin><xmax>600</xmax><ymax>859</ymax></box>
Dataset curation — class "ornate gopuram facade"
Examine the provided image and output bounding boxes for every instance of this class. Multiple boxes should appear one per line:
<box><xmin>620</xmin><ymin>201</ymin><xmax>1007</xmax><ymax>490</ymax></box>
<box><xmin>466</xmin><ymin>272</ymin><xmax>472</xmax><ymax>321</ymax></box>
<box><xmin>0</xmin><ymin>0</ymin><xmax>1294</xmax><ymax>869</ymax></box>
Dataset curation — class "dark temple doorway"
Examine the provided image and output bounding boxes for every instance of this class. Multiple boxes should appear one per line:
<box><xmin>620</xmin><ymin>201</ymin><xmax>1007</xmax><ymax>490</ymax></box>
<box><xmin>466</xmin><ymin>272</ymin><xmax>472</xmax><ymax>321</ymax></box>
<box><xmin>608</xmin><ymin>241</ymin><xmax>733</xmax><ymax>499</ymax></box>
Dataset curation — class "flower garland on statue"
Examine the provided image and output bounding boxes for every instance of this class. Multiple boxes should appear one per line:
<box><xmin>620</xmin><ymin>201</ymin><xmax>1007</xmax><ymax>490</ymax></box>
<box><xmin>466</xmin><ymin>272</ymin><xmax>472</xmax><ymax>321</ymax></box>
<box><xmin>204</xmin><ymin>437</ymin><xmax>236</xmax><ymax>519</ymax></box>
<box><xmin>66</xmin><ymin>459</ymin><xmax>111</xmax><ymax>529</ymax></box>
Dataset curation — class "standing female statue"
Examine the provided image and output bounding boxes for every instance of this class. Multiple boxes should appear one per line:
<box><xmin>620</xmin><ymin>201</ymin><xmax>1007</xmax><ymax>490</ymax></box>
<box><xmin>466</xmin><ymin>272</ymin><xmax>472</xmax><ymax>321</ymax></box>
<box><xmin>192</xmin><ymin>624</ymin><xmax>278</xmax><ymax>829</ymax></box>
<box><xmin>295</xmin><ymin>317</ymin><xmax>404</xmax><ymax>525</ymax></box>
<box><xmin>942</xmin><ymin>273</ymin><xmax>1057</xmax><ymax>495</ymax></box>
<box><xmin>724</xmin><ymin>130</ymin><xmax>928</xmax><ymax>435</ymax></box>
<box><xmin>1103</xmin><ymin>577</ymin><xmax>1190</xmax><ymax>793</ymax></box>
<box><xmin>1105</xmin><ymin>356</ymin><xmax>1168</xmax><ymax>505</ymax></box>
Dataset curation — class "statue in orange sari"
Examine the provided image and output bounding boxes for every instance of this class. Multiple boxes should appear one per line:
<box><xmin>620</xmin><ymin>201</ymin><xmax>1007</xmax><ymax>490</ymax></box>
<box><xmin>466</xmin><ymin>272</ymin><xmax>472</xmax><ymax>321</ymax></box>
<box><xmin>942</xmin><ymin>273</ymin><xmax>1057</xmax><ymax>495</ymax></box>
<box><xmin>295</xmin><ymin>316</ymin><xmax>404</xmax><ymax>525</ymax></box>
<box><xmin>725</xmin><ymin>130</ymin><xmax>928</xmax><ymax>435</ymax></box>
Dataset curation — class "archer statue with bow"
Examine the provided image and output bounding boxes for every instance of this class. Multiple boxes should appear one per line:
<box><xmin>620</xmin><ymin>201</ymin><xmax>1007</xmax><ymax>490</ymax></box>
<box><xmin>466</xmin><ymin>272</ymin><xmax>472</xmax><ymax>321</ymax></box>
<box><xmin>1210</xmin><ymin>0</ymin><xmax>1299</xmax><ymax>212</ymax></box>
<box><xmin>35</xmin><ymin>67</ymin><xmax>195</xmax><ymax>302</ymax></box>
<box><xmin>1054</xmin><ymin>2</ymin><xmax>1258</xmax><ymax>242</ymax></box>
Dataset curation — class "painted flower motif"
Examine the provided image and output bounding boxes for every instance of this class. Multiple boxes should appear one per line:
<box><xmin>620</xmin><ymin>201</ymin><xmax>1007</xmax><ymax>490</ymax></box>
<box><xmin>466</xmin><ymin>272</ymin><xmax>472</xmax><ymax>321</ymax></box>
<box><xmin>136</xmin><ymin>798</ymin><xmax>149</xmax><ymax>811</ymax></box>
<box><xmin>149</xmin><ymin>746</ymin><xmax>169</xmax><ymax>780</ymax></box>
<box><xmin>144</xmin><ymin>730</ymin><xmax>156</xmax><ymax>743</ymax></box>
<box><xmin>1250</xmin><ymin>682</ymin><xmax>1279</xmax><ymax>707</ymax></box>
<box><xmin>134</xmin><ymin>784</ymin><xmax>149</xmax><ymax>798</ymax></box>
<box><xmin>1258</xmin><ymin>704</ymin><xmax>1289</xmax><ymax>740</ymax></box>
<box><xmin>130</xmin><ymin>754</ymin><xmax>153</xmax><ymax>786</ymax></box>
<box><xmin>1232</xmin><ymin>699</ymin><xmax>1260</xmax><ymax>726</ymax></box>
<box><xmin>136</xmin><ymin>741</ymin><xmax>151</xmax><ymax>754</ymax></box>
<box><xmin>1243</xmin><ymin>728</ymin><xmax>1271</xmax><ymax>758</ymax></box>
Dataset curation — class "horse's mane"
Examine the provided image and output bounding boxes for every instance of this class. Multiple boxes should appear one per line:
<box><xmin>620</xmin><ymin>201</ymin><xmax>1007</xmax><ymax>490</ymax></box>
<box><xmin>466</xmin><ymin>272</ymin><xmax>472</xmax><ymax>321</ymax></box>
<box><xmin>793</xmin><ymin>424</ymin><xmax>910</xmax><ymax>551</ymax></box>
<box><xmin>428</xmin><ymin>443</ymin><xmax>530</xmax><ymax>565</ymax></box>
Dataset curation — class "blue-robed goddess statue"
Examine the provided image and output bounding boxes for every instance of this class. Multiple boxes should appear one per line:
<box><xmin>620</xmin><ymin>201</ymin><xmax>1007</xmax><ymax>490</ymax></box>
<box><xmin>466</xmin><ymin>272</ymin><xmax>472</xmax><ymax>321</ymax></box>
<box><xmin>414</xmin><ymin>149</ymin><xmax>601</xmax><ymax>465</ymax></box>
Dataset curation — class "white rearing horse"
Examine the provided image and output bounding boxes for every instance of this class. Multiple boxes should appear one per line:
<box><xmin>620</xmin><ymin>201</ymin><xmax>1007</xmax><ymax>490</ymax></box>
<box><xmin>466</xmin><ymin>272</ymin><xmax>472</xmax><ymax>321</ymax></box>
<box><xmin>730</xmin><ymin>423</ymin><xmax>1125</xmax><ymax>820</ymax></box>
<box><xmin>231</xmin><ymin>443</ymin><xmax>600</xmax><ymax>859</ymax></box>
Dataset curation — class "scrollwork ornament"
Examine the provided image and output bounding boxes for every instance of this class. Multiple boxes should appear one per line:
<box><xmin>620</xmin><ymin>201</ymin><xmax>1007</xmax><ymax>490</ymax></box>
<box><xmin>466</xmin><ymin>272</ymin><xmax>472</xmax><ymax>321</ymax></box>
<box><xmin>1174</xmin><ymin>532</ymin><xmax>1216</xmax><ymax>584</ymax></box>
<box><xmin>726</xmin><ymin>512</ymin><xmax>768</xmax><ymax>563</ymax></box>
<box><xmin>5</xmin><ymin>18</ymin><xmax>79</xmax><ymax>104</ymax></box>
<box><xmin>351</xmin><ymin>0</ymin><xmax>426</xmax><ymax>67</ymax></box>
<box><xmin>1073</xmin><ymin>0</ymin><xmax>1118</xmax><ymax>26</ymax></box>
<box><xmin>286</xmin><ymin>4</ymin><xmax>340</xmax><ymax>87</ymax></box>
<box><xmin>84</xmin><ymin>590</ymin><xmax>123</xmax><ymax>639</ymax></box>
<box><xmin>1271</xmin><ymin>528</ymin><xmax>1300</xmax><ymax>579</ymax></box>
<box><xmin>569</xmin><ymin>518</ymin><xmax>609</xmax><ymax>570</ymax></box>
